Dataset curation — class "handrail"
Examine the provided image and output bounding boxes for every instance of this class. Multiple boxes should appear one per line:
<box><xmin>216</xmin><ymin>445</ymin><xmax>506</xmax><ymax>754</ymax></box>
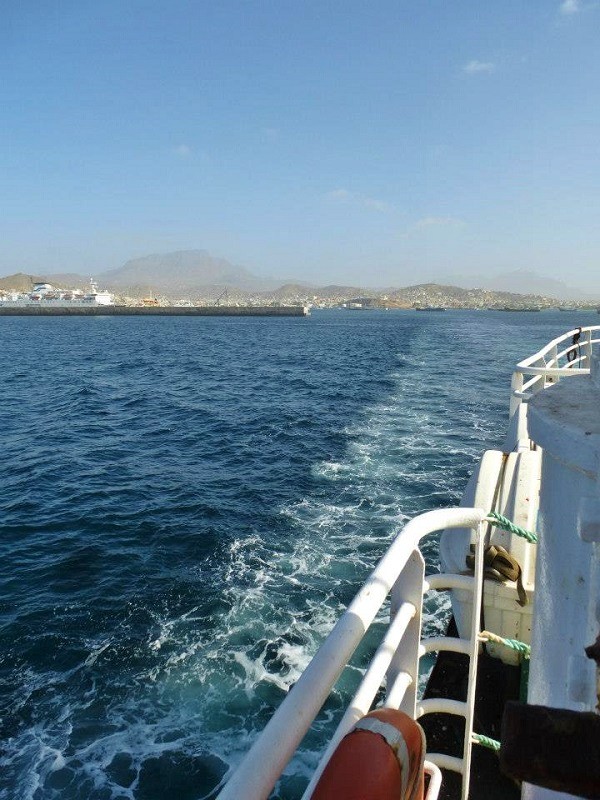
<box><xmin>515</xmin><ymin>325</ymin><xmax>600</xmax><ymax>371</ymax></box>
<box><xmin>518</xmin><ymin>365</ymin><xmax>590</xmax><ymax>377</ymax></box>
<box><xmin>509</xmin><ymin>326</ymin><xmax>600</xmax><ymax>424</ymax></box>
<box><xmin>218</xmin><ymin>507</ymin><xmax>487</xmax><ymax>800</ymax></box>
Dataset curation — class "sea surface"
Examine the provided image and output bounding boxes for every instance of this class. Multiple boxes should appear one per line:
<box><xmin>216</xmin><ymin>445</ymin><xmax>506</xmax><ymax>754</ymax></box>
<box><xmin>1</xmin><ymin>309</ymin><xmax>597</xmax><ymax>800</ymax></box>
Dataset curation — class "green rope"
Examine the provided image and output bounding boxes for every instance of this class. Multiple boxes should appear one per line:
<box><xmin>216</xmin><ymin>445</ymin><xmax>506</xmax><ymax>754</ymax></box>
<box><xmin>472</xmin><ymin>733</ymin><xmax>501</xmax><ymax>752</ymax></box>
<box><xmin>485</xmin><ymin>511</ymin><xmax>538</xmax><ymax>544</ymax></box>
<box><xmin>479</xmin><ymin>630</ymin><xmax>531</xmax><ymax>659</ymax></box>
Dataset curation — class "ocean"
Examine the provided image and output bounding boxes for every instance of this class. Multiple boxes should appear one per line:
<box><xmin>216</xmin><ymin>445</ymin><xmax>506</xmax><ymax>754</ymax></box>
<box><xmin>1</xmin><ymin>309</ymin><xmax>596</xmax><ymax>800</ymax></box>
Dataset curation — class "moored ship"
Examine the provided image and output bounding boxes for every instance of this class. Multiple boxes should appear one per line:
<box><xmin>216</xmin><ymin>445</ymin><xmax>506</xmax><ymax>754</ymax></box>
<box><xmin>0</xmin><ymin>278</ymin><xmax>114</xmax><ymax>307</ymax></box>
<box><xmin>0</xmin><ymin>280</ymin><xmax>309</xmax><ymax>316</ymax></box>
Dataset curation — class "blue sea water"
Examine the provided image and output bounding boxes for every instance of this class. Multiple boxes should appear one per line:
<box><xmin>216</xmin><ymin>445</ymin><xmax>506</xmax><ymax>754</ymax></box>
<box><xmin>1</xmin><ymin>309</ymin><xmax>597</xmax><ymax>800</ymax></box>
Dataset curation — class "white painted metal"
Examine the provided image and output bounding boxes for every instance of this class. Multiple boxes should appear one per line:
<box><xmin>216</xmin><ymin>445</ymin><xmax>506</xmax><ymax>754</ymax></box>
<box><xmin>303</xmin><ymin>508</ymin><xmax>484</xmax><ymax>800</ymax></box>
<box><xmin>439</xmin><ymin>447</ymin><xmax>540</xmax><ymax>665</ymax></box>
<box><xmin>426</xmin><ymin>753</ymin><xmax>464</xmax><ymax>774</ymax></box>
<box><xmin>387</xmin><ymin>550</ymin><xmax>425</xmax><ymax>718</ymax></box>
<box><xmin>305</xmin><ymin>514</ymin><xmax>485</xmax><ymax>800</ymax></box>
<box><xmin>509</xmin><ymin>325</ymin><xmax>600</xmax><ymax>423</ymax></box>
<box><xmin>523</xmin><ymin>344</ymin><xmax>600</xmax><ymax>800</ymax></box>
<box><xmin>420</xmin><ymin>638</ymin><xmax>471</xmax><ymax>656</ymax></box>
<box><xmin>438</xmin><ymin>453</ymin><xmax>503</xmax><ymax>633</ymax></box>
<box><xmin>424</xmin><ymin>761</ymin><xmax>443</xmax><ymax>800</ymax></box>
<box><xmin>425</xmin><ymin>573</ymin><xmax>476</xmax><ymax>592</ymax></box>
<box><xmin>417</xmin><ymin>698</ymin><xmax>468</xmax><ymax>717</ymax></box>
<box><xmin>218</xmin><ymin>507</ymin><xmax>486</xmax><ymax>800</ymax></box>
<box><xmin>301</xmin><ymin>599</ymin><xmax>417</xmax><ymax>796</ymax></box>
<box><xmin>383</xmin><ymin>669</ymin><xmax>413</xmax><ymax>710</ymax></box>
<box><xmin>459</xmin><ymin>507</ymin><xmax>485</xmax><ymax>800</ymax></box>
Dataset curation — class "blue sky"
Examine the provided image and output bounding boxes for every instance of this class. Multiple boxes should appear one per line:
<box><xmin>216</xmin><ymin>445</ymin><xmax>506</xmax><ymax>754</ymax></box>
<box><xmin>2</xmin><ymin>1</ymin><xmax>600</xmax><ymax>288</ymax></box>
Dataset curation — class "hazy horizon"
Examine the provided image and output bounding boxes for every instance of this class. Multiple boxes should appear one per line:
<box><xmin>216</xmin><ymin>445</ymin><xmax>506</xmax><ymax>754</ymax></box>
<box><xmin>0</xmin><ymin>253</ymin><xmax>592</xmax><ymax>295</ymax></box>
<box><xmin>2</xmin><ymin>2</ymin><xmax>600</xmax><ymax>293</ymax></box>
<box><xmin>1</xmin><ymin>254</ymin><xmax>594</xmax><ymax>302</ymax></box>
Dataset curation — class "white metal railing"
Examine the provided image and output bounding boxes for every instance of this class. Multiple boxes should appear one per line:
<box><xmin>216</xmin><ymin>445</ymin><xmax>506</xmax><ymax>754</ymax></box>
<box><xmin>509</xmin><ymin>325</ymin><xmax>600</xmax><ymax>418</ymax></box>
<box><xmin>506</xmin><ymin>325</ymin><xmax>600</xmax><ymax>451</ymax></box>
<box><xmin>218</xmin><ymin>507</ymin><xmax>489</xmax><ymax>800</ymax></box>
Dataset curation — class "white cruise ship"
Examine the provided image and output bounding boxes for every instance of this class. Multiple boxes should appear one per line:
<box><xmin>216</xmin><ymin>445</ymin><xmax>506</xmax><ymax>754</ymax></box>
<box><xmin>0</xmin><ymin>279</ymin><xmax>114</xmax><ymax>307</ymax></box>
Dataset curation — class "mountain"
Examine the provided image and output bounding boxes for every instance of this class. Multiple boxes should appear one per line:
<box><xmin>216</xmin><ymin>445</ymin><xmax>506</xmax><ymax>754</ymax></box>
<box><xmin>45</xmin><ymin>273</ymin><xmax>95</xmax><ymax>290</ymax></box>
<box><xmin>265</xmin><ymin>283</ymin><xmax>369</xmax><ymax>300</ymax></box>
<box><xmin>389</xmin><ymin>282</ymin><xmax>554</xmax><ymax>307</ymax></box>
<box><xmin>1</xmin><ymin>253</ymin><xmax>594</xmax><ymax>305</ymax></box>
<box><xmin>0</xmin><ymin>272</ymin><xmax>44</xmax><ymax>291</ymax></box>
<box><xmin>0</xmin><ymin>272</ymin><xmax>102</xmax><ymax>291</ymax></box>
<box><xmin>442</xmin><ymin>270</ymin><xmax>590</xmax><ymax>301</ymax></box>
<box><xmin>98</xmin><ymin>250</ymin><xmax>279</xmax><ymax>294</ymax></box>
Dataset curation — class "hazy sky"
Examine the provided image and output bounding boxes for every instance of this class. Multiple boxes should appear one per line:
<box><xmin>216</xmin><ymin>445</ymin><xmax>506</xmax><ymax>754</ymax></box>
<box><xmin>2</xmin><ymin>1</ymin><xmax>600</xmax><ymax>287</ymax></box>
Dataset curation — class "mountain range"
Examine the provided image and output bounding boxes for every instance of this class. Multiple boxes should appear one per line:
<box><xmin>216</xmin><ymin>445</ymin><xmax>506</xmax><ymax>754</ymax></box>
<box><xmin>0</xmin><ymin>249</ymin><xmax>593</xmax><ymax>301</ymax></box>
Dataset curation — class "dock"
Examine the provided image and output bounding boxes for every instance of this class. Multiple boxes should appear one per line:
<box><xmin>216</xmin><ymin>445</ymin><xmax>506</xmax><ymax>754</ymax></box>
<box><xmin>0</xmin><ymin>305</ymin><xmax>309</xmax><ymax>317</ymax></box>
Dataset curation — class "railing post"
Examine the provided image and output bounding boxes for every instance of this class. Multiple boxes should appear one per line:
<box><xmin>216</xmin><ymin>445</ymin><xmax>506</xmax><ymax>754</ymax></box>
<box><xmin>461</xmin><ymin>519</ymin><xmax>485</xmax><ymax>800</ymax></box>
<box><xmin>584</xmin><ymin>328</ymin><xmax>593</xmax><ymax>367</ymax></box>
<box><xmin>386</xmin><ymin>548</ymin><xmax>425</xmax><ymax>717</ymax></box>
<box><xmin>547</xmin><ymin>344</ymin><xmax>559</xmax><ymax>387</ymax></box>
<box><xmin>509</xmin><ymin>371</ymin><xmax>523</xmax><ymax>420</ymax></box>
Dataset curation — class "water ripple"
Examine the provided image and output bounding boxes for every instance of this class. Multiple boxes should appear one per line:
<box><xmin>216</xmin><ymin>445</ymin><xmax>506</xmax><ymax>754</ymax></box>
<box><xmin>1</xmin><ymin>310</ymin><xmax>595</xmax><ymax>799</ymax></box>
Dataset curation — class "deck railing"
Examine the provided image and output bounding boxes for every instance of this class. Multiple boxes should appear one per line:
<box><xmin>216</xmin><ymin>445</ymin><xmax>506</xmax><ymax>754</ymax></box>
<box><xmin>218</xmin><ymin>507</ymin><xmax>490</xmax><ymax>800</ymax></box>
<box><xmin>505</xmin><ymin>325</ymin><xmax>600</xmax><ymax>450</ymax></box>
<box><xmin>509</xmin><ymin>325</ymin><xmax>600</xmax><ymax>418</ymax></box>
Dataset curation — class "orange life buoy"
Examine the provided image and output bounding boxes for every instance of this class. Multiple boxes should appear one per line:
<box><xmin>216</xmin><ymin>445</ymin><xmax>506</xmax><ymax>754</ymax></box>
<box><xmin>311</xmin><ymin>708</ymin><xmax>426</xmax><ymax>800</ymax></box>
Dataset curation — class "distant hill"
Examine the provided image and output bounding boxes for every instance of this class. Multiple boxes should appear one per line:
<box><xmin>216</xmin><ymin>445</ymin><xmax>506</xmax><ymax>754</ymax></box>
<box><xmin>388</xmin><ymin>282</ymin><xmax>557</xmax><ymax>308</ymax></box>
<box><xmin>1</xmin><ymin>252</ymin><xmax>593</xmax><ymax>307</ymax></box>
<box><xmin>98</xmin><ymin>249</ymin><xmax>280</xmax><ymax>294</ymax></box>
<box><xmin>0</xmin><ymin>272</ymin><xmax>104</xmax><ymax>292</ymax></box>
<box><xmin>46</xmin><ymin>273</ymin><xmax>95</xmax><ymax>290</ymax></box>
<box><xmin>265</xmin><ymin>283</ymin><xmax>370</xmax><ymax>300</ymax></box>
<box><xmin>0</xmin><ymin>272</ymin><xmax>43</xmax><ymax>291</ymax></box>
<box><xmin>443</xmin><ymin>270</ymin><xmax>591</xmax><ymax>301</ymax></box>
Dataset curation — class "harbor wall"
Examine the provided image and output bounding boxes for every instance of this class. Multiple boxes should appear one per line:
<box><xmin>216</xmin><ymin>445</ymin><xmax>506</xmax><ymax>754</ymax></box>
<box><xmin>0</xmin><ymin>305</ymin><xmax>309</xmax><ymax>317</ymax></box>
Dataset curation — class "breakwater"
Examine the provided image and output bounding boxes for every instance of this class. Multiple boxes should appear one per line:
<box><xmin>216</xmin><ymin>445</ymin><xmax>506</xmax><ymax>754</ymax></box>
<box><xmin>0</xmin><ymin>304</ymin><xmax>309</xmax><ymax>317</ymax></box>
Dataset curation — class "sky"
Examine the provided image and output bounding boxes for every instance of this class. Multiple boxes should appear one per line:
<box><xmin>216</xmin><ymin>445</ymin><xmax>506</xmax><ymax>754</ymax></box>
<box><xmin>1</xmin><ymin>0</ymin><xmax>600</xmax><ymax>288</ymax></box>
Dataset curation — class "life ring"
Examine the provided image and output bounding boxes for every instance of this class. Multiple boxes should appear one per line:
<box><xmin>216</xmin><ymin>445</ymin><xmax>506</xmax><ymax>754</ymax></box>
<box><xmin>311</xmin><ymin>707</ymin><xmax>426</xmax><ymax>800</ymax></box>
